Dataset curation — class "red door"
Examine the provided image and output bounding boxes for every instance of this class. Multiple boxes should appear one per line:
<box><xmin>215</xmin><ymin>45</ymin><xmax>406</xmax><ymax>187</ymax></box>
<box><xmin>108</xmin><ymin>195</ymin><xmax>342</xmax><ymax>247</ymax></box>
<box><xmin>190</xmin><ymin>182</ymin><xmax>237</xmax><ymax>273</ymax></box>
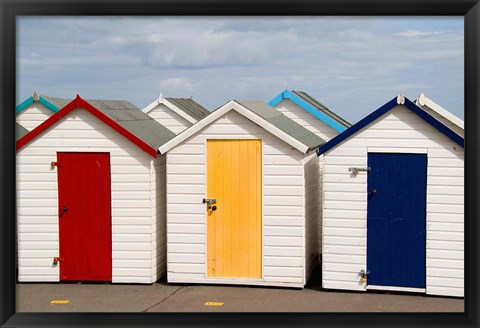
<box><xmin>57</xmin><ymin>152</ymin><xmax>112</xmax><ymax>281</ymax></box>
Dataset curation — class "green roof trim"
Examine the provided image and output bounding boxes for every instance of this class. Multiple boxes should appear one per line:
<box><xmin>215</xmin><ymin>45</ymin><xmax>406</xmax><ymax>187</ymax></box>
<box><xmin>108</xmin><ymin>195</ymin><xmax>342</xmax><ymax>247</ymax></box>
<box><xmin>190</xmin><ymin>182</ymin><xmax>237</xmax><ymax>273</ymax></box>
<box><xmin>40</xmin><ymin>95</ymin><xmax>71</xmax><ymax>110</ymax></box>
<box><xmin>16</xmin><ymin>94</ymin><xmax>71</xmax><ymax>115</ymax></box>
<box><xmin>15</xmin><ymin>97</ymin><xmax>34</xmax><ymax>114</ymax></box>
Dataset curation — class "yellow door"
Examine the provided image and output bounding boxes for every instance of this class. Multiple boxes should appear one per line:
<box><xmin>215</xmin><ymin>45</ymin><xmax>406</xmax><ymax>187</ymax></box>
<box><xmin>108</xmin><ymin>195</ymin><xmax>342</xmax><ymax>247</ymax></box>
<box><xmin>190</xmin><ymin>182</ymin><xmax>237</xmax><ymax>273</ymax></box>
<box><xmin>206</xmin><ymin>139</ymin><xmax>262</xmax><ymax>278</ymax></box>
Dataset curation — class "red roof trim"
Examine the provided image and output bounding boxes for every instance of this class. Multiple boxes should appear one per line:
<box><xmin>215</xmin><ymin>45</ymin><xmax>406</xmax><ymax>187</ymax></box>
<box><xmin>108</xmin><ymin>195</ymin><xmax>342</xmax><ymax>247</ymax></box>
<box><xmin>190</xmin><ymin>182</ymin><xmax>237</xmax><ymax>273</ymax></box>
<box><xmin>16</xmin><ymin>95</ymin><xmax>158</xmax><ymax>158</ymax></box>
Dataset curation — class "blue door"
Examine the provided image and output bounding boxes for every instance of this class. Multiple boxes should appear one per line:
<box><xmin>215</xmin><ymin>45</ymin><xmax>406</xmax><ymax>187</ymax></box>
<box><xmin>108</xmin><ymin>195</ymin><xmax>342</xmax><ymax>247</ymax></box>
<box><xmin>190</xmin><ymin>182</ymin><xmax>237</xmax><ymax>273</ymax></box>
<box><xmin>367</xmin><ymin>153</ymin><xmax>427</xmax><ymax>288</ymax></box>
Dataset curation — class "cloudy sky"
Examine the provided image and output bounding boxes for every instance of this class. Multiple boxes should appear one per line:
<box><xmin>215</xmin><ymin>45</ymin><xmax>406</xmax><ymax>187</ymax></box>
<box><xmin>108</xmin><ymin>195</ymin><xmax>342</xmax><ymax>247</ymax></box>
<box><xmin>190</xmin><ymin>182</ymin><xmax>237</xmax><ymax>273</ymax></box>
<box><xmin>17</xmin><ymin>16</ymin><xmax>463</xmax><ymax>123</ymax></box>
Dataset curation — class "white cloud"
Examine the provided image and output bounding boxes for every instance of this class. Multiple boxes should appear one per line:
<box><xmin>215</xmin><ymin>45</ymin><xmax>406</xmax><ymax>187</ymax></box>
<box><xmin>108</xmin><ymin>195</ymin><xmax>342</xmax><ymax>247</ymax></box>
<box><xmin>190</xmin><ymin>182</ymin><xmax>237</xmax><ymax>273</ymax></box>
<box><xmin>395</xmin><ymin>30</ymin><xmax>446</xmax><ymax>37</ymax></box>
<box><xmin>159</xmin><ymin>78</ymin><xmax>197</xmax><ymax>92</ymax></box>
<box><xmin>16</xmin><ymin>17</ymin><xmax>464</xmax><ymax>123</ymax></box>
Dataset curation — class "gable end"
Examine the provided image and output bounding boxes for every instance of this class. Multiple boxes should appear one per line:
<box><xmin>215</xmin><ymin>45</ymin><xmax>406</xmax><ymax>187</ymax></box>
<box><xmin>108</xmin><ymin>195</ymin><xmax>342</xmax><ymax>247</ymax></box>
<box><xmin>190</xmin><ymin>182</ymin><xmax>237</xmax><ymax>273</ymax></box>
<box><xmin>317</xmin><ymin>96</ymin><xmax>464</xmax><ymax>156</ymax></box>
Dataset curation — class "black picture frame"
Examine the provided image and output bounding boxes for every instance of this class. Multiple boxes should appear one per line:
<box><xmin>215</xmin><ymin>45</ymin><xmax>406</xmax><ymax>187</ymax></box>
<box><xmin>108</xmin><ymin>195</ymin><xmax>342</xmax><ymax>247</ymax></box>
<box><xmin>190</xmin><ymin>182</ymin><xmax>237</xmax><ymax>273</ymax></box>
<box><xmin>1</xmin><ymin>1</ymin><xmax>478</xmax><ymax>327</ymax></box>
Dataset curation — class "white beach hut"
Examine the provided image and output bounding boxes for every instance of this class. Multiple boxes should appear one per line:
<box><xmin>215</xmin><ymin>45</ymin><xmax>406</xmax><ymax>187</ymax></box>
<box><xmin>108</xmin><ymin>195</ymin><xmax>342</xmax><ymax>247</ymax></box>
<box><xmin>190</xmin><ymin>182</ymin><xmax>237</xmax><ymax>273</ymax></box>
<box><xmin>268</xmin><ymin>89</ymin><xmax>352</xmax><ymax>256</ymax></box>
<box><xmin>159</xmin><ymin>99</ymin><xmax>326</xmax><ymax>288</ymax></box>
<box><xmin>16</xmin><ymin>95</ymin><xmax>175</xmax><ymax>284</ymax></box>
<box><xmin>142</xmin><ymin>94</ymin><xmax>210</xmax><ymax>134</ymax></box>
<box><xmin>318</xmin><ymin>95</ymin><xmax>464</xmax><ymax>297</ymax></box>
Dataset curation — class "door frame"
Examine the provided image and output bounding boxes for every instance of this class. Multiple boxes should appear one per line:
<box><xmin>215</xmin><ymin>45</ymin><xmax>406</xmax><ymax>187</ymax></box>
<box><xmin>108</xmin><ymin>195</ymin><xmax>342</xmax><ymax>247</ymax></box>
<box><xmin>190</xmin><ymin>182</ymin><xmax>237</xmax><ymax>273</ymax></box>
<box><xmin>365</xmin><ymin>148</ymin><xmax>428</xmax><ymax>290</ymax></box>
<box><xmin>203</xmin><ymin>138</ymin><xmax>264</xmax><ymax>280</ymax></box>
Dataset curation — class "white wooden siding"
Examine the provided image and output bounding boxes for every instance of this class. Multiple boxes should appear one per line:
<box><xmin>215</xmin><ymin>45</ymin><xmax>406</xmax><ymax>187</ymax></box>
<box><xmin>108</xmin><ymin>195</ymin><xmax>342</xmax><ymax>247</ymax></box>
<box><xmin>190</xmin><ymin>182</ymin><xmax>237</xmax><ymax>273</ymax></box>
<box><xmin>16</xmin><ymin>103</ymin><xmax>53</xmax><ymax>131</ymax></box>
<box><xmin>322</xmin><ymin>105</ymin><xmax>464</xmax><ymax>297</ymax></box>
<box><xmin>166</xmin><ymin>110</ymin><xmax>307</xmax><ymax>288</ymax></box>
<box><xmin>146</xmin><ymin>103</ymin><xmax>192</xmax><ymax>134</ymax></box>
<box><xmin>16</xmin><ymin>108</ymin><xmax>160</xmax><ymax>284</ymax></box>
<box><xmin>274</xmin><ymin>99</ymin><xmax>339</xmax><ymax>257</ymax></box>
<box><xmin>304</xmin><ymin>153</ymin><xmax>320</xmax><ymax>283</ymax></box>
<box><xmin>273</xmin><ymin>99</ymin><xmax>339</xmax><ymax>141</ymax></box>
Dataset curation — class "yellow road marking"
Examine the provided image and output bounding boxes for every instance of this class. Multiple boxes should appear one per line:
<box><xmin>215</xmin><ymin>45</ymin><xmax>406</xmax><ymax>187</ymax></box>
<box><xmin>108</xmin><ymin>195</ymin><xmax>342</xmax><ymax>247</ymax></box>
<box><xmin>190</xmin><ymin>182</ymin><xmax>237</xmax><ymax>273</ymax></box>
<box><xmin>50</xmin><ymin>300</ymin><xmax>70</xmax><ymax>304</ymax></box>
<box><xmin>204</xmin><ymin>301</ymin><xmax>224</xmax><ymax>306</ymax></box>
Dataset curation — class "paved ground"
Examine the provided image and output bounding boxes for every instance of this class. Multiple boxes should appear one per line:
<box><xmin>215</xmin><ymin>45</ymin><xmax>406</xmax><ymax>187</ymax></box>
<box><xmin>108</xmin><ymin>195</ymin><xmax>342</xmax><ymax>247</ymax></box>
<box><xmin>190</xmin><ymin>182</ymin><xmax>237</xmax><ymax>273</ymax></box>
<box><xmin>16</xmin><ymin>268</ymin><xmax>463</xmax><ymax>312</ymax></box>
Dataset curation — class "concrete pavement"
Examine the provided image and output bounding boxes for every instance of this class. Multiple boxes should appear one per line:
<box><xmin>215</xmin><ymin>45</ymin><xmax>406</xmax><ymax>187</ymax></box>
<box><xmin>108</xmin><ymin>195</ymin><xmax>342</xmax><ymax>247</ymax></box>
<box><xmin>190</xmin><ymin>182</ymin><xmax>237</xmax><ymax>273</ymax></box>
<box><xmin>16</xmin><ymin>269</ymin><xmax>463</xmax><ymax>312</ymax></box>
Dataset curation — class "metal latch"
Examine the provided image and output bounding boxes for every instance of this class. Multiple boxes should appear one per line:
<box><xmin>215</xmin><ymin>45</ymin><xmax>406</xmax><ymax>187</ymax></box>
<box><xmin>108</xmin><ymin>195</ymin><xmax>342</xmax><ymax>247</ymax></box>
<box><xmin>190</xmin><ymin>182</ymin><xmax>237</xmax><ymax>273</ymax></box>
<box><xmin>51</xmin><ymin>161</ymin><xmax>60</xmax><ymax>168</ymax></box>
<box><xmin>359</xmin><ymin>269</ymin><xmax>369</xmax><ymax>283</ymax></box>
<box><xmin>203</xmin><ymin>198</ymin><xmax>216</xmax><ymax>205</ymax></box>
<box><xmin>53</xmin><ymin>257</ymin><xmax>64</xmax><ymax>265</ymax></box>
<box><xmin>349</xmin><ymin>167</ymin><xmax>371</xmax><ymax>174</ymax></box>
<box><xmin>203</xmin><ymin>198</ymin><xmax>217</xmax><ymax>211</ymax></box>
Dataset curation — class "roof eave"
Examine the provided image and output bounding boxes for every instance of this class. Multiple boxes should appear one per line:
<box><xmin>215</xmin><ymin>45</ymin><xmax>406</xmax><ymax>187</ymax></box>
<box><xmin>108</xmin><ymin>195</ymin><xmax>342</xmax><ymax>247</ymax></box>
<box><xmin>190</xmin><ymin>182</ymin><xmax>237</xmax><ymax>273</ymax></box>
<box><xmin>268</xmin><ymin>89</ymin><xmax>348</xmax><ymax>133</ymax></box>
<box><xmin>141</xmin><ymin>99</ymin><xmax>161</xmax><ymax>114</ymax></box>
<box><xmin>416</xmin><ymin>93</ymin><xmax>464</xmax><ymax>130</ymax></box>
<box><xmin>16</xmin><ymin>94</ymin><xmax>61</xmax><ymax>115</ymax></box>
<box><xmin>16</xmin><ymin>95</ymin><xmax>158</xmax><ymax>158</ymax></box>
<box><xmin>317</xmin><ymin>95</ymin><xmax>464</xmax><ymax>157</ymax></box>
<box><xmin>159</xmin><ymin>100</ymin><xmax>311</xmax><ymax>154</ymax></box>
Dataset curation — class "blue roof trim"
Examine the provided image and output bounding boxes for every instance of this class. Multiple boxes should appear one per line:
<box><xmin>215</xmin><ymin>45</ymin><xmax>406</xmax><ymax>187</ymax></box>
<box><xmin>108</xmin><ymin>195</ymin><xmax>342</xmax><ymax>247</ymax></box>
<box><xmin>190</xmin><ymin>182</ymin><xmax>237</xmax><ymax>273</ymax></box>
<box><xmin>317</xmin><ymin>96</ymin><xmax>464</xmax><ymax>156</ymax></box>
<box><xmin>38</xmin><ymin>96</ymin><xmax>60</xmax><ymax>113</ymax></box>
<box><xmin>267</xmin><ymin>92</ymin><xmax>284</xmax><ymax>107</ymax></box>
<box><xmin>15</xmin><ymin>96</ymin><xmax>60</xmax><ymax>115</ymax></box>
<box><xmin>15</xmin><ymin>97</ymin><xmax>34</xmax><ymax>114</ymax></box>
<box><xmin>268</xmin><ymin>89</ymin><xmax>347</xmax><ymax>133</ymax></box>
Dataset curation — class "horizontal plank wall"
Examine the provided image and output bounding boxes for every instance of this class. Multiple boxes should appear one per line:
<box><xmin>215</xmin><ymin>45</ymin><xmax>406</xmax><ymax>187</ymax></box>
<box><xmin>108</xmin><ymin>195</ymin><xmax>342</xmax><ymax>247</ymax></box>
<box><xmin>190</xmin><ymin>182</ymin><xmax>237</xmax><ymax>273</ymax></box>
<box><xmin>147</xmin><ymin>103</ymin><xmax>191</xmax><ymax>134</ymax></box>
<box><xmin>17</xmin><ymin>109</ymin><xmax>161</xmax><ymax>283</ymax></box>
<box><xmin>274</xmin><ymin>99</ymin><xmax>339</xmax><ymax>142</ymax></box>
<box><xmin>322</xmin><ymin>105</ymin><xmax>464</xmax><ymax>297</ymax></box>
<box><xmin>166</xmin><ymin>110</ymin><xmax>307</xmax><ymax>287</ymax></box>
<box><xmin>274</xmin><ymin>99</ymin><xmax>337</xmax><ymax>257</ymax></box>
<box><xmin>16</xmin><ymin>104</ymin><xmax>52</xmax><ymax>131</ymax></box>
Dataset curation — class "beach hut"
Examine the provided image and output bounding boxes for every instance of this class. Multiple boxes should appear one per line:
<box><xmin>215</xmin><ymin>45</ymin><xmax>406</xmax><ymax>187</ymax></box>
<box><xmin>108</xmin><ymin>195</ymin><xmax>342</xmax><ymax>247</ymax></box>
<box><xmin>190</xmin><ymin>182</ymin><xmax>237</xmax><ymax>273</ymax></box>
<box><xmin>142</xmin><ymin>93</ymin><xmax>210</xmax><ymax>134</ymax></box>
<box><xmin>269</xmin><ymin>89</ymin><xmax>352</xmax><ymax>256</ymax></box>
<box><xmin>16</xmin><ymin>95</ymin><xmax>175</xmax><ymax>284</ymax></box>
<box><xmin>415</xmin><ymin>93</ymin><xmax>464</xmax><ymax>138</ymax></box>
<box><xmin>158</xmin><ymin>99</ymin><xmax>325</xmax><ymax>288</ymax></box>
<box><xmin>318</xmin><ymin>95</ymin><xmax>464</xmax><ymax>297</ymax></box>
<box><xmin>16</xmin><ymin>91</ymin><xmax>70</xmax><ymax>131</ymax></box>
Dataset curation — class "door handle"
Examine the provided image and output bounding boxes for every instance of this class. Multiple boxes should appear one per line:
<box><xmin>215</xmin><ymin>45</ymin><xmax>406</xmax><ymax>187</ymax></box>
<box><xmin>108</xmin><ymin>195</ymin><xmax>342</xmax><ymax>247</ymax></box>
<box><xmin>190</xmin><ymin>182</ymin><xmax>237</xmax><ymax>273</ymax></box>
<box><xmin>368</xmin><ymin>189</ymin><xmax>377</xmax><ymax>196</ymax></box>
<box><xmin>62</xmin><ymin>207</ymin><xmax>68</xmax><ymax>212</ymax></box>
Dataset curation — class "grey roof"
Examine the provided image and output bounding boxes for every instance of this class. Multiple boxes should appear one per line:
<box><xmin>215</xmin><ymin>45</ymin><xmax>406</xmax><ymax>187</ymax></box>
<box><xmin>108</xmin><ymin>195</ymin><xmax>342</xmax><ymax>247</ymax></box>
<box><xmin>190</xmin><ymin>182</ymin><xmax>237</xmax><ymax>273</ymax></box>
<box><xmin>16</xmin><ymin>122</ymin><xmax>29</xmax><ymax>141</ymax></box>
<box><xmin>86</xmin><ymin>99</ymin><xmax>176</xmax><ymax>150</ymax></box>
<box><xmin>41</xmin><ymin>95</ymin><xmax>71</xmax><ymax>109</ymax></box>
<box><xmin>165</xmin><ymin>97</ymin><xmax>210</xmax><ymax>121</ymax></box>
<box><xmin>234</xmin><ymin>100</ymin><xmax>326</xmax><ymax>151</ymax></box>
<box><xmin>292</xmin><ymin>90</ymin><xmax>351</xmax><ymax>128</ymax></box>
